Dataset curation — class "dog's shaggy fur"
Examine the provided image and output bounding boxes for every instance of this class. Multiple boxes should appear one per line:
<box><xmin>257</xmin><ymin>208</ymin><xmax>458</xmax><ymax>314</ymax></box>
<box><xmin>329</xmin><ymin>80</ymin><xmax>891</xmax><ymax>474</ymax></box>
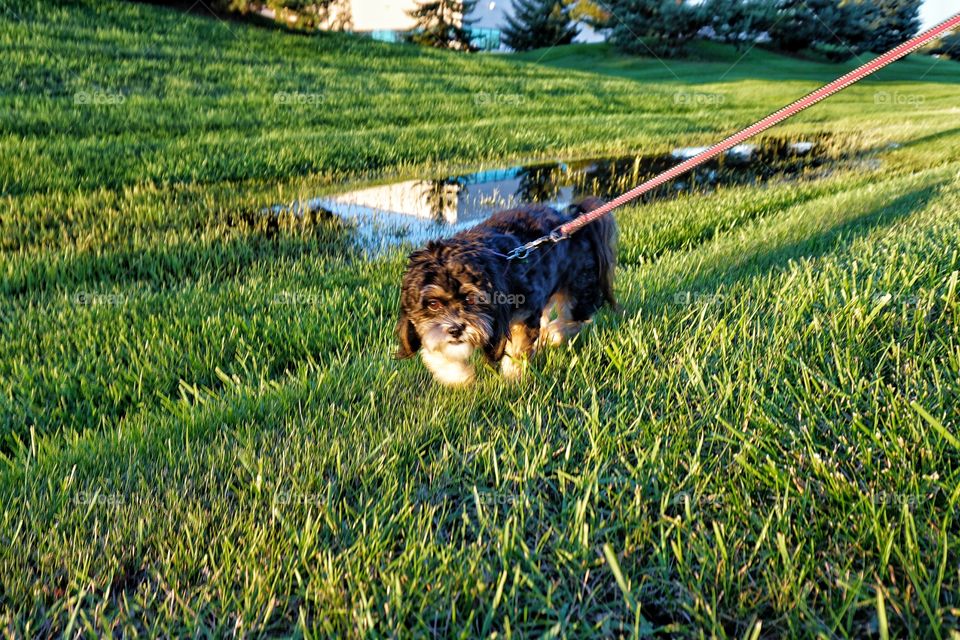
<box><xmin>395</xmin><ymin>197</ymin><xmax>616</xmax><ymax>385</ymax></box>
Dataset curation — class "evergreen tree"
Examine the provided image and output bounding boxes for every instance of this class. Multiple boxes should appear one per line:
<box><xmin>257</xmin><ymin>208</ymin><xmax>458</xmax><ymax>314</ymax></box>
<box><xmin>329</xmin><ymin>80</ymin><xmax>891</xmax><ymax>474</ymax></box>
<box><xmin>862</xmin><ymin>0</ymin><xmax>921</xmax><ymax>52</ymax></box>
<box><xmin>502</xmin><ymin>0</ymin><xmax>580</xmax><ymax>52</ymax></box>
<box><xmin>406</xmin><ymin>0</ymin><xmax>478</xmax><ymax>51</ymax></box>
<box><xmin>606</xmin><ymin>0</ymin><xmax>705</xmax><ymax>57</ymax></box>
<box><xmin>767</xmin><ymin>0</ymin><xmax>872</xmax><ymax>58</ymax></box>
<box><xmin>831</xmin><ymin>1</ymin><xmax>876</xmax><ymax>56</ymax></box>
<box><xmin>702</xmin><ymin>0</ymin><xmax>774</xmax><ymax>50</ymax></box>
<box><xmin>767</xmin><ymin>0</ymin><xmax>824</xmax><ymax>52</ymax></box>
<box><xmin>938</xmin><ymin>32</ymin><xmax>960</xmax><ymax>60</ymax></box>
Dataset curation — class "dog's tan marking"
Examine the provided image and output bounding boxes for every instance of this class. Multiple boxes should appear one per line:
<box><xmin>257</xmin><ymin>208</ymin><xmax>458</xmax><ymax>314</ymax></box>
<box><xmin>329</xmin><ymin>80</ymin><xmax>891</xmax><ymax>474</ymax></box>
<box><xmin>539</xmin><ymin>292</ymin><xmax>583</xmax><ymax>347</ymax></box>
<box><xmin>501</xmin><ymin>320</ymin><xmax>537</xmax><ymax>381</ymax></box>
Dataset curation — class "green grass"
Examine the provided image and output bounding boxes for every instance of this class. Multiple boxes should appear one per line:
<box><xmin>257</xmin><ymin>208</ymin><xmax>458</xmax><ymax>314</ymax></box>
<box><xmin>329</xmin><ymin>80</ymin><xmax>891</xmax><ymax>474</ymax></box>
<box><xmin>3</xmin><ymin>0</ymin><xmax>960</xmax><ymax>636</ymax></box>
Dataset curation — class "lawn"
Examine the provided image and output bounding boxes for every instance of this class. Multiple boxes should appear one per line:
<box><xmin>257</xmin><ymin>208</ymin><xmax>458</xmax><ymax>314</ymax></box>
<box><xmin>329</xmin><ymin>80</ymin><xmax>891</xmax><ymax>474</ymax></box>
<box><xmin>2</xmin><ymin>0</ymin><xmax>960</xmax><ymax>636</ymax></box>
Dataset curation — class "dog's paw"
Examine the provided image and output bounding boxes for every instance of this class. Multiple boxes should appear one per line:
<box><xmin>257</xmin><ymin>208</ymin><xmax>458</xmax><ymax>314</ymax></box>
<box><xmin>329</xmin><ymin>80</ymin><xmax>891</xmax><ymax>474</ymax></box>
<box><xmin>541</xmin><ymin>319</ymin><xmax>583</xmax><ymax>347</ymax></box>
<box><xmin>500</xmin><ymin>355</ymin><xmax>528</xmax><ymax>382</ymax></box>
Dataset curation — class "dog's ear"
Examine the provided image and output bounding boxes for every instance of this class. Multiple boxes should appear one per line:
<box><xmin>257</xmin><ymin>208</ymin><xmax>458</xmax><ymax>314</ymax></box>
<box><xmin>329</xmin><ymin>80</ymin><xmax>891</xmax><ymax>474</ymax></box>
<box><xmin>481</xmin><ymin>276</ymin><xmax>512</xmax><ymax>365</ymax></box>
<box><xmin>395</xmin><ymin>309</ymin><xmax>420</xmax><ymax>359</ymax></box>
<box><xmin>483</xmin><ymin>325</ymin><xmax>508</xmax><ymax>364</ymax></box>
<box><xmin>568</xmin><ymin>196</ymin><xmax>605</xmax><ymax>216</ymax></box>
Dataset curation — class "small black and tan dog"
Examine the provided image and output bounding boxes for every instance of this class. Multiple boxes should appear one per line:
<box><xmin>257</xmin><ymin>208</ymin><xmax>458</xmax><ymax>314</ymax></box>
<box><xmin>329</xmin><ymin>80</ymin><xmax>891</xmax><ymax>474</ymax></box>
<box><xmin>395</xmin><ymin>197</ymin><xmax>616</xmax><ymax>385</ymax></box>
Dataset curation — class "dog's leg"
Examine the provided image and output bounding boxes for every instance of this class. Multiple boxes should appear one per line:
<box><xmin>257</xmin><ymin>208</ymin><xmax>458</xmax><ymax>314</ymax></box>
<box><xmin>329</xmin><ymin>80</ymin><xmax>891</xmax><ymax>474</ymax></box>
<box><xmin>501</xmin><ymin>320</ymin><xmax>538</xmax><ymax>381</ymax></box>
<box><xmin>540</xmin><ymin>292</ymin><xmax>584</xmax><ymax>347</ymax></box>
<box><xmin>421</xmin><ymin>346</ymin><xmax>475</xmax><ymax>386</ymax></box>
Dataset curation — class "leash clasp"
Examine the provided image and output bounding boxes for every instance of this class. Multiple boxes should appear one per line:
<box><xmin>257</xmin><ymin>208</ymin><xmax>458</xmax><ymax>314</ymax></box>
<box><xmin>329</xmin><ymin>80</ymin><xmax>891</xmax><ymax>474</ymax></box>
<box><xmin>505</xmin><ymin>229</ymin><xmax>569</xmax><ymax>261</ymax></box>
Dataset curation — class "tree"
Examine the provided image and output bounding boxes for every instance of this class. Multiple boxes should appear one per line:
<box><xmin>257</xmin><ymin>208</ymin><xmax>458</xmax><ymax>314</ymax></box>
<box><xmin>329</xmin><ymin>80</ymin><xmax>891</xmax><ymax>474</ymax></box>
<box><xmin>702</xmin><ymin>0</ymin><xmax>774</xmax><ymax>50</ymax></box>
<box><xmin>216</xmin><ymin>0</ymin><xmax>351</xmax><ymax>29</ymax></box>
<box><xmin>502</xmin><ymin>0</ymin><xmax>579</xmax><ymax>51</ymax></box>
<box><xmin>814</xmin><ymin>0</ymin><xmax>877</xmax><ymax>60</ymax></box>
<box><xmin>406</xmin><ymin>0</ymin><xmax>477</xmax><ymax>51</ymax></box>
<box><xmin>938</xmin><ymin>31</ymin><xmax>960</xmax><ymax>60</ymax></box>
<box><xmin>606</xmin><ymin>0</ymin><xmax>705</xmax><ymax>57</ymax></box>
<box><xmin>767</xmin><ymin>0</ymin><xmax>826</xmax><ymax>52</ymax></box>
<box><xmin>862</xmin><ymin>0</ymin><xmax>921</xmax><ymax>53</ymax></box>
<box><xmin>569</xmin><ymin>0</ymin><xmax>610</xmax><ymax>29</ymax></box>
<box><xmin>767</xmin><ymin>0</ymin><xmax>873</xmax><ymax>59</ymax></box>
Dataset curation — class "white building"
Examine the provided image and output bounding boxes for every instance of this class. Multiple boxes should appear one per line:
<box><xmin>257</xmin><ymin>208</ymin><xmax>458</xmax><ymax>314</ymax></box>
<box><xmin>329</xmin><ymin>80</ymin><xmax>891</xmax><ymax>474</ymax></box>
<box><xmin>348</xmin><ymin>0</ymin><xmax>419</xmax><ymax>31</ymax></box>
<box><xmin>347</xmin><ymin>0</ymin><xmax>603</xmax><ymax>49</ymax></box>
<box><xmin>347</xmin><ymin>1</ymin><xmax>523</xmax><ymax>32</ymax></box>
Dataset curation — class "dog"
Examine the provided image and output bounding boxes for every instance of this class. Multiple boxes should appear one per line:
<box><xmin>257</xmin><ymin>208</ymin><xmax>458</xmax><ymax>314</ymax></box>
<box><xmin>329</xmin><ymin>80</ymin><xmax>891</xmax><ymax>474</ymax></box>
<box><xmin>395</xmin><ymin>197</ymin><xmax>616</xmax><ymax>385</ymax></box>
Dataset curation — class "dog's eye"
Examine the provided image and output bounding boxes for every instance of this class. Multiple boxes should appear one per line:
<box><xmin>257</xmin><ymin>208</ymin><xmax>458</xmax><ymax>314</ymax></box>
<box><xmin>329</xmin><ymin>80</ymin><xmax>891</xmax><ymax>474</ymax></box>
<box><xmin>426</xmin><ymin>299</ymin><xmax>443</xmax><ymax>312</ymax></box>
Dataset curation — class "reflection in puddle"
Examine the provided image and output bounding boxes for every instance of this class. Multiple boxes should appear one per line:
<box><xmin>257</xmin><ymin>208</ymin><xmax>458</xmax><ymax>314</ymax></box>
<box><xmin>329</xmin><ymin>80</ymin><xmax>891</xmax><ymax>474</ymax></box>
<box><xmin>281</xmin><ymin>136</ymin><xmax>846</xmax><ymax>253</ymax></box>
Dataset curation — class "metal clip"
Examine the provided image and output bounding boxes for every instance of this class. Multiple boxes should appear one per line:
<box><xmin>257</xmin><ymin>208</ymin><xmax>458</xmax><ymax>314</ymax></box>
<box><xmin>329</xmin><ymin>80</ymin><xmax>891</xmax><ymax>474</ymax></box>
<box><xmin>505</xmin><ymin>229</ymin><xmax>571</xmax><ymax>261</ymax></box>
<box><xmin>505</xmin><ymin>246</ymin><xmax>530</xmax><ymax>261</ymax></box>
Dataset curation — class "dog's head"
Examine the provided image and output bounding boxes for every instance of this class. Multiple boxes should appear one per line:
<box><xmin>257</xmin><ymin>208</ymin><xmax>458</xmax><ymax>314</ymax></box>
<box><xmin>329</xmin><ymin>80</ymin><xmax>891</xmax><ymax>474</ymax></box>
<box><xmin>395</xmin><ymin>240</ymin><xmax>511</xmax><ymax>362</ymax></box>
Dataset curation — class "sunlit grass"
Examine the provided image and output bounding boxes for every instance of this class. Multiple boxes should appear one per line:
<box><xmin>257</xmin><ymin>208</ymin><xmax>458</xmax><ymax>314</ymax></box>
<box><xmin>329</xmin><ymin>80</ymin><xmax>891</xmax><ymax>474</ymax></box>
<box><xmin>2</xmin><ymin>0</ymin><xmax>960</xmax><ymax>636</ymax></box>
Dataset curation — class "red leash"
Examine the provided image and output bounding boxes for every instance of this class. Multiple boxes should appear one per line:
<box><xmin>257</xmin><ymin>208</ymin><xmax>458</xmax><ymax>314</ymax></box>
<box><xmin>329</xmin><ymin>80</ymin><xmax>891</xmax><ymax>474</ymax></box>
<box><xmin>506</xmin><ymin>12</ymin><xmax>960</xmax><ymax>261</ymax></box>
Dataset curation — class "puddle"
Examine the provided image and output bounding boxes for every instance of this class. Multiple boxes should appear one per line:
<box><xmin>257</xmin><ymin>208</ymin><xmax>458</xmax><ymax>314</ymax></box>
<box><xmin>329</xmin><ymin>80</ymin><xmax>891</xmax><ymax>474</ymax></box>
<box><xmin>274</xmin><ymin>135</ymin><xmax>849</xmax><ymax>253</ymax></box>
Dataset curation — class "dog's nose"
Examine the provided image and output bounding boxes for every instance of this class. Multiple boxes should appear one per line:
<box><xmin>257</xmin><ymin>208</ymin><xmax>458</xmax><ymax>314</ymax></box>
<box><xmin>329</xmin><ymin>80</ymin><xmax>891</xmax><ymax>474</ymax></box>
<box><xmin>447</xmin><ymin>323</ymin><xmax>465</xmax><ymax>338</ymax></box>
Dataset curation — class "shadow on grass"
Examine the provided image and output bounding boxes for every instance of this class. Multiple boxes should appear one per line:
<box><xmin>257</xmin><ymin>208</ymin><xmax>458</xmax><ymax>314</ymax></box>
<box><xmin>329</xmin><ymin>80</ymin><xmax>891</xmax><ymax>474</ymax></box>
<box><xmin>898</xmin><ymin>126</ymin><xmax>960</xmax><ymax>149</ymax></box>
<box><xmin>532</xmin><ymin>42</ymin><xmax>960</xmax><ymax>87</ymax></box>
<box><xmin>129</xmin><ymin>0</ymin><xmax>325</xmax><ymax>36</ymax></box>
<box><xmin>632</xmin><ymin>182</ymin><xmax>944</xmax><ymax>312</ymax></box>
